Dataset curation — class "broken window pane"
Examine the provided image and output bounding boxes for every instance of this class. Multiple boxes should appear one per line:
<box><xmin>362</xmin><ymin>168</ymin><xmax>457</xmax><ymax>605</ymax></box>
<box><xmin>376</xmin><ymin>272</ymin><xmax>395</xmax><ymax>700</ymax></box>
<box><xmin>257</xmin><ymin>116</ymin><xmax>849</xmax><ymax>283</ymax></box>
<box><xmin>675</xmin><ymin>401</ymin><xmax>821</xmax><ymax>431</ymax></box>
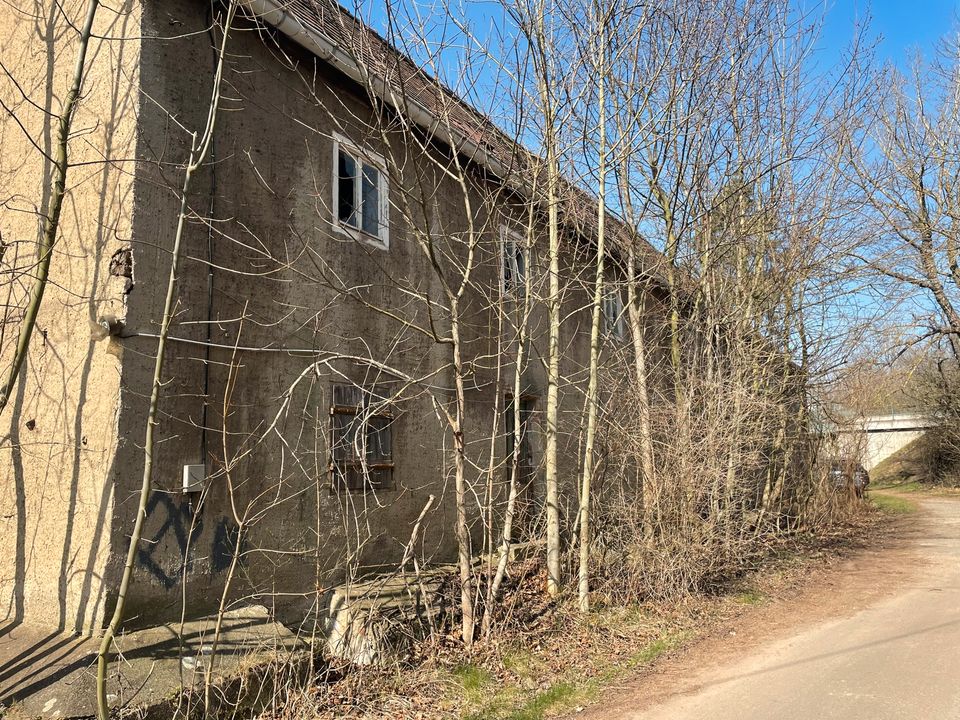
<box><xmin>502</xmin><ymin>232</ymin><xmax>526</xmax><ymax>295</ymax></box>
<box><xmin>514</xmin><ymin>243</ymin><xmax>525</xmax><ymax>292</ymax></box>
<box><xmin>603</xmin><ymin>290</ymin><xmax>625</xmax><ymax>339</ymax></box>
<box><xmin>503</xmin><ymin>236</ymin><xmax>515</xmax><ymax>292</ymax></box>
<box><xmin>336</xmin><ymin>143</ymin><xmax>387</xmax><ymax>245</ymax></box>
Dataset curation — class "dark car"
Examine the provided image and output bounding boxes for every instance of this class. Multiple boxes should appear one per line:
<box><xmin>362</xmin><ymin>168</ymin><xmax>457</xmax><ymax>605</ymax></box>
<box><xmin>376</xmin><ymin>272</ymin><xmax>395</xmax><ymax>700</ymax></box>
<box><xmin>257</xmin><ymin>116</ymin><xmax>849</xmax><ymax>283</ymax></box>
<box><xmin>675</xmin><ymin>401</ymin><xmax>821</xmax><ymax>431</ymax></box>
<box><xmin>830</xmin><ymin>458</ymin><xmax>870</xmax><ymax>499</ymax></box>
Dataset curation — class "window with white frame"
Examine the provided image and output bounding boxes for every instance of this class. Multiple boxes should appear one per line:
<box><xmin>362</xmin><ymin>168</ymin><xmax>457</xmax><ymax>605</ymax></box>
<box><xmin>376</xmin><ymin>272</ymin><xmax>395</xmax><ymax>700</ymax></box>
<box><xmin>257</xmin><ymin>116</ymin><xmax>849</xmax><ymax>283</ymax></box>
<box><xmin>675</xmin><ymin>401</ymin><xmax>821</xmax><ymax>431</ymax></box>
<box><xmin>333</xmin><ymin>135</ymin><xmax>389</xmax><ymax>248</ymax></box>
<box><xmin>501</xmin><ymin>227</ymin><xmax>526</xmax><ymax>295</ymax></box>
<box><xmin>602</xmin><ymin>288</ymin><xmax>626</xmax><ymax>340</ymax></box>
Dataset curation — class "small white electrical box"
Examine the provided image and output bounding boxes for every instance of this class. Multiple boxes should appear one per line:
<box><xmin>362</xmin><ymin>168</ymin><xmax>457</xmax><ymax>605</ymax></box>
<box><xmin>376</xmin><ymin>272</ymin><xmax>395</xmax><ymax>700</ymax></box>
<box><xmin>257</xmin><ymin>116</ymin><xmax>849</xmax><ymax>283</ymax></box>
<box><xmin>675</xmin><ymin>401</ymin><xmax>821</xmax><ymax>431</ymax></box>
<box><xmin>182</xmin><ymin>464</ymin><xmax>206</xmax><ymax>494</ymax></box>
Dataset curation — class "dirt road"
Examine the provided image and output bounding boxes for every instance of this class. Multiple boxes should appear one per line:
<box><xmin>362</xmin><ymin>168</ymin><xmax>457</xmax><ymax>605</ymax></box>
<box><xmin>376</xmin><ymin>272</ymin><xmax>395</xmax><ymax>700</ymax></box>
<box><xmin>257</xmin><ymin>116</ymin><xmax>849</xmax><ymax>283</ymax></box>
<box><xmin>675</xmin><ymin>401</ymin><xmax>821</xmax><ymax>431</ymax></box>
<box><xmin>577</xmin><ymin>496</ymin><xmax>960</xmax><ymax>720</ymax></box>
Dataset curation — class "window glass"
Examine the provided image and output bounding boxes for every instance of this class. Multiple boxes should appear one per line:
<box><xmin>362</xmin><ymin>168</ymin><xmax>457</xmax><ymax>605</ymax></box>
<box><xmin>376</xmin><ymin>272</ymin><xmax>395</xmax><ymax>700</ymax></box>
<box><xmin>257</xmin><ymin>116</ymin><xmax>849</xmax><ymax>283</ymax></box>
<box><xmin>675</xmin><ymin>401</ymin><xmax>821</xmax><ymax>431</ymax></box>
<box><xmin>361</xmin><ymin>164</ymin><xmax>380</xmax><ymax>236</ymax></box>
<box><xmin>338</xmin><ymin>150</ymin><xmax>357</xmax><ymax>227</ymax></box>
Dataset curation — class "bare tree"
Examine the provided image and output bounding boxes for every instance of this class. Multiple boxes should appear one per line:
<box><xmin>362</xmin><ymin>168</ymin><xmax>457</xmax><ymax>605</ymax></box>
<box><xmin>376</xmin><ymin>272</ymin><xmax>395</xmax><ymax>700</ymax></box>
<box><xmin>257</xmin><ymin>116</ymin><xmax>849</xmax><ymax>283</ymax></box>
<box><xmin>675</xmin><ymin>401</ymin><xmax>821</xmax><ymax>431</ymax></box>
<box><xmin>847</xmin><ymin>45</ymin><xmax>960</xmax><ymax>361</ymax></box>
<box><xmin>512</xmin><ymin>0</ymin><xmax>567</xmax><ymax>597</ymax></box>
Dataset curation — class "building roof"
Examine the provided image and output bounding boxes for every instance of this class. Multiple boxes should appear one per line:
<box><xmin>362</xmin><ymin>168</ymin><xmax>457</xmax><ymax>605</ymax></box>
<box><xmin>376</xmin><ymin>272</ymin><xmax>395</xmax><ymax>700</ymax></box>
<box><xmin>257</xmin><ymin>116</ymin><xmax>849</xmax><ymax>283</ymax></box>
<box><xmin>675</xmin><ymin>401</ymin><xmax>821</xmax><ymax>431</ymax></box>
<box><xmin>241</xmin><ymin>0</ymin><xmax>669</xmax><ymax>284</ymax></box>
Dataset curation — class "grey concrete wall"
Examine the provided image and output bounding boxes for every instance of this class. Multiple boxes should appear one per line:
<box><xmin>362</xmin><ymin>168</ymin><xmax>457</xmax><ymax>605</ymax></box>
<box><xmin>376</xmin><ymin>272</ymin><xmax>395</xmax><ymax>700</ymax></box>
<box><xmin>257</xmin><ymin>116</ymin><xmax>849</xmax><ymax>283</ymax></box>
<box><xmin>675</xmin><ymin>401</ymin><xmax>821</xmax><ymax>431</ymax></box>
<box><xmin>101</xmin><ymin>0</ymin><xmax>658</xmax><ymax>629</ymax></box>
<box><xmin>863</xmin><ymin>430</ymin><xmax>927</xmax><ymax>471</ymax></box>
<box><xmin>836</xmin><ymin>415</ymin><xmax>935</xmax><ymax>471</ymax></box>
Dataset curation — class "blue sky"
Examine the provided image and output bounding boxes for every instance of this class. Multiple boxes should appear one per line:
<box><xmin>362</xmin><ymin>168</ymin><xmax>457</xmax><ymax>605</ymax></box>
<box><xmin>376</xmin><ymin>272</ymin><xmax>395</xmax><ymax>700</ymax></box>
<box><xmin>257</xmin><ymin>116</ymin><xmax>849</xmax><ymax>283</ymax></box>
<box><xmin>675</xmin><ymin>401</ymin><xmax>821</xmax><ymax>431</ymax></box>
<box><xmin>818</xmin><ymin>0</ymin><xmax>959</xmax><ymax>66</ymax></box>
<box><xmin>365</xmin><ymin>1</ymin><xmax>960</xmax><ymax>102</ymax></box>
<box><xmin>355</xmin><ymin>0</ymin><xmax>956</xmax><ymax>357</ymax></box>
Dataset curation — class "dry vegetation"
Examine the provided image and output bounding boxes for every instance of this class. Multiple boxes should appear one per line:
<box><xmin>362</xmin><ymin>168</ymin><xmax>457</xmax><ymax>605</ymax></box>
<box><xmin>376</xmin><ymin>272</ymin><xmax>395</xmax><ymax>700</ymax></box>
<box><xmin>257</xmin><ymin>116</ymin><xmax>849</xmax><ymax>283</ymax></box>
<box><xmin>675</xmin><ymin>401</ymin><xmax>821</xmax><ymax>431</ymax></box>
<box><xmin>4</xmin><ymin>0</ymin><xmax>960</xmax><ymax>718</ymax></box>
<box><xmin>257</xmin><ymin>503</ymin><xmax>886</xmax><ymax>720</ymax></box>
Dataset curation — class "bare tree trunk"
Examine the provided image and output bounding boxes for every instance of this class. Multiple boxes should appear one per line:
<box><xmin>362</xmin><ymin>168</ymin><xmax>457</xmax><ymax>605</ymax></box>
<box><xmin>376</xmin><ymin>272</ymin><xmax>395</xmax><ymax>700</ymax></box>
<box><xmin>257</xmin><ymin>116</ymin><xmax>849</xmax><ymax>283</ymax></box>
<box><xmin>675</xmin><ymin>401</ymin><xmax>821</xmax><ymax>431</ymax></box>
<box><xmin>648</xmin><ymin>172</ymin><xmax>684</xmax><ymax>402</ymax></box>
<box><xmin>449</xmin><ymin>307</ymin><xmax>475</xmax><ymax>645</ymax></box>
<box><xmin>204</xmin><ymin>331</ymin><xmax>246</xmax><ymax>711</ymax></box>
<box><xmin>486</xmin><ymin>225</ymin><xmax>533</xmax><ymax>631</ymax></box>
<box><xmin>625</xmin><ymin>246</ymin><xmax>655</xmax><ymax>540</ymax></box>
<box><xmin>95</xmin><ymin>5</ymin><xmax>237</xmax><ymax>716</ymax></box>
<box><xmin>577</xmin><ymin>14</ymin><xmax>607</xmax><ymax>612</ymax></box>
<box><xmin>537</xmin><ymin>42</ymin><xmax>563</xmax><ymax>598</ymax></box>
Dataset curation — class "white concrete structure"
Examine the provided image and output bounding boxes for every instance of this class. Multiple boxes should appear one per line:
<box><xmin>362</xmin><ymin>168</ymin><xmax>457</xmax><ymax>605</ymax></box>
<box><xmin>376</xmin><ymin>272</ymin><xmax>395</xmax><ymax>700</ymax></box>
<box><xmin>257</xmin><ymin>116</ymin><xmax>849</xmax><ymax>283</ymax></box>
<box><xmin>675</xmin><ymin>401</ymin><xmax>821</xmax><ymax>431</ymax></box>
<box><xmin>859</xmin><ymin>413</ymin><xmax>937</xmax><ymax>470</ymax></box>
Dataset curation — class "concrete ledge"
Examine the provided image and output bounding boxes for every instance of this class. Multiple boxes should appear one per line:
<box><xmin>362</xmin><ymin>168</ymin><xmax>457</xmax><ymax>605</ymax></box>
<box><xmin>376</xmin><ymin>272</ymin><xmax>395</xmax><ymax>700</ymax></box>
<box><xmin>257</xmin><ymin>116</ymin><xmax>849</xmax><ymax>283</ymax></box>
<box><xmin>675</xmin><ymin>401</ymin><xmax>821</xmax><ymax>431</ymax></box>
<box><xmin>0</xmin><ymin>606</ymin><xmax>307</xmax><ymax>718</ymax></box>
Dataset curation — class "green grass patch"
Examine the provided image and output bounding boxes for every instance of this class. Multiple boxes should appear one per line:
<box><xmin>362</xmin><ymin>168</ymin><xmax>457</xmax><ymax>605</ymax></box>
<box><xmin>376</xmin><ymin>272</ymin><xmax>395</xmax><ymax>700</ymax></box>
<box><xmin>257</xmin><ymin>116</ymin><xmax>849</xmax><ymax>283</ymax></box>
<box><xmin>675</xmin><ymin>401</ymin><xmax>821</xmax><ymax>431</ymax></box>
<box><xmin>454</xmin><ymin>664</ymin><xmax>494</xmax><ymax>693</ymax></box>
<box><xmin>733</xmin><ymin>588</ymin><xmax>765</xmax><ymax>605</ymax></box>
<box><xmin>508</xmin><ymin>682</ymin><xmax>581</xmax><ymax>720</ymax></box>
<box><xmin>627</xmin><ymin>633</ymin><xmax>687</xmax><ymax>668</ymax></box>
<box><xmin>871</xmin><ymin>479</ymin><xmax>960</xmax><ymax>496</ymax></box>
<box><xmin>462</xmin><ymin>664</ymin><xmax>590</xmax><ymax>720</ymax></box>
<box><xmin>870</xmin><ymin>479</ymin><xmax>924</xmax><ymax>492</ymax></box>
<box><xmin>501</xmin><ymin>648</ymin><xmax>545</xmax><ymax>680</ymax></box>
<box><xmin>869</xmin><ymin>492</ymin><xmax>918</xmax><ymax>514</ymax></box>
<box><xmin>458</xmin><ymin>628</ymin><xmax>688</xmax><ymax>720</ymax></box>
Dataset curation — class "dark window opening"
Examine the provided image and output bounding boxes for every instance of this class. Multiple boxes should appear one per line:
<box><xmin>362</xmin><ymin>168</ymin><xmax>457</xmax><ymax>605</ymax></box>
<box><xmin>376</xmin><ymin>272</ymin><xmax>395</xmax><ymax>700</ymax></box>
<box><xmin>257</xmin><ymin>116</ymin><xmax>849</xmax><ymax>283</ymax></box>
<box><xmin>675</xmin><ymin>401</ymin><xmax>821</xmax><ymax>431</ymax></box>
<box><xmin>330</xmin><ymin>382</ymin><xmax>395</xmax><ymax>492</ymax></box>
<box><xmin>337</xmin><ymin>145</ymin><xmax>385</xmax><ymax>243</ymax></box>
<box><xmin>337</xmin><ymin>150</ymin><xmax>357</xmax><ymax>227</ymax></box>
<box><xmin>603</xmin><ymin>288</ymin><xmax>626</xmax><ymax>339</ymax></box>
<box><xmin>502</xmin><ymin>231</ymin><xmax>526</xmax><ymax>295</ymax></box>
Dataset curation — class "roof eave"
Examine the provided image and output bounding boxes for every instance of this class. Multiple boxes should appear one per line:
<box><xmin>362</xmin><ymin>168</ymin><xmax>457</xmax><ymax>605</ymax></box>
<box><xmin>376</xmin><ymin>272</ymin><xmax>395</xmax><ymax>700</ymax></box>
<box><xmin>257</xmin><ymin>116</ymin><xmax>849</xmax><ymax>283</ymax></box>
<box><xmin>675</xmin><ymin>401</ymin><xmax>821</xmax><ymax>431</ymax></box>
<box><xmin>241</xmin><ymin>0</ymin><xmax>512</xmax><ymax>181</ymax></box>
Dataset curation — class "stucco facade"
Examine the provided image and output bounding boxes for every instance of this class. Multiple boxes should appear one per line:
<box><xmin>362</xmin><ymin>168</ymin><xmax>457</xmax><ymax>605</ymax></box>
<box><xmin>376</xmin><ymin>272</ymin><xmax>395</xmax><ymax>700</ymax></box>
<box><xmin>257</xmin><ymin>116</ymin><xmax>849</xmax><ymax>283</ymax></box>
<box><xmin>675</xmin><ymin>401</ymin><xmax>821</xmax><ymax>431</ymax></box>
<box><xmin>0</xmin><ymin>1</ymin><xmax>141</xmax><ymax>634</ymax></box>
<box><xmin>2</xmin><ymin>0</ymin><xmax>669</xmax><ymax>635</ymax></box>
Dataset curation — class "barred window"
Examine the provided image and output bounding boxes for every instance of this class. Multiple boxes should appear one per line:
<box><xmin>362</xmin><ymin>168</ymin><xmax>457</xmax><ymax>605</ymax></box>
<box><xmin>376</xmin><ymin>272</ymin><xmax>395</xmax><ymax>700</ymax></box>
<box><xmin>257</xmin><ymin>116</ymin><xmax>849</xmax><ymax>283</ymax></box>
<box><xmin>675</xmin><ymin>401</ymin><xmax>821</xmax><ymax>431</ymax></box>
<box><xmin>330</xmin><ymin>383</ymin><xmax>395</xmax><ymax>492</ymax></box>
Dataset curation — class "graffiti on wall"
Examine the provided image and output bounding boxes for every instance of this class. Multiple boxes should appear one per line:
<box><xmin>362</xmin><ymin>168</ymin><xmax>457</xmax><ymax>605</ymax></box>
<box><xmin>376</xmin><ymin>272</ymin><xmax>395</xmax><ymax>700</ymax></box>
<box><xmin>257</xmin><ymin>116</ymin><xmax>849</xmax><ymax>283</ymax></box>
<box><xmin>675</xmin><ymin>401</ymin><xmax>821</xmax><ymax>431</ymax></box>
<box><xmin>136</xmin><ymin>494</ymin><xmax>242</xmax><ymax>588</ymax></box>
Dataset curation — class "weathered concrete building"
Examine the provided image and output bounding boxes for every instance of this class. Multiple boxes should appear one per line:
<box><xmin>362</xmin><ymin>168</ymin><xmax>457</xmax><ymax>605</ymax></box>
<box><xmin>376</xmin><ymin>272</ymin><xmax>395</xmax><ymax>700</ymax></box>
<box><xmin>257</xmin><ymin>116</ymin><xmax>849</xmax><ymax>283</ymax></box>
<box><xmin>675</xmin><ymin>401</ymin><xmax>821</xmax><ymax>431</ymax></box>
<box><xmin>1</xmin><ymin>0</ymin><xmax>673</xmax><ymax>639</ymax></box>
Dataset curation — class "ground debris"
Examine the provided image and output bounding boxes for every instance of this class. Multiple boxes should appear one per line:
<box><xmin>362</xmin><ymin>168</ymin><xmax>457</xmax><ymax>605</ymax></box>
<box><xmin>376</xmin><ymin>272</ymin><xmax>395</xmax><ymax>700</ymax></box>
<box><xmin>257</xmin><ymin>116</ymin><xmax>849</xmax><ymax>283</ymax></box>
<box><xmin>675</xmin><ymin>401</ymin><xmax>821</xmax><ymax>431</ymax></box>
<box><xmin>262</xmin><ymin>506</ymin><xmax>894</xmax><ymax>720</ymax></box>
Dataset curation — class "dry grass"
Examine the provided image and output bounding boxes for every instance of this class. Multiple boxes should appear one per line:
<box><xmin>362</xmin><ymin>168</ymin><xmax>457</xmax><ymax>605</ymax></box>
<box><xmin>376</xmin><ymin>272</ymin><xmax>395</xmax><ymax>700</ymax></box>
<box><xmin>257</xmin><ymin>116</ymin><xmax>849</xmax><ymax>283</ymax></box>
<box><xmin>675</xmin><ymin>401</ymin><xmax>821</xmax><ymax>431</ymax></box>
<box><xmin>262</xmin><ymin>506</ymin><xmax>887</xmax><ymax>720</ymax></box>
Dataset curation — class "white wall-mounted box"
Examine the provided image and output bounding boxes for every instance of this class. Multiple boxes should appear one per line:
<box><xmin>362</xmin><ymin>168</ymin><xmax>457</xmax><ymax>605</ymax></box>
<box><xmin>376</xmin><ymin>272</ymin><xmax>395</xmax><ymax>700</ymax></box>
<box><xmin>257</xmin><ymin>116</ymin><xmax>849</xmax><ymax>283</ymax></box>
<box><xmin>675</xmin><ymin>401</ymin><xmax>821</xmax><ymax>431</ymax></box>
<box><xmin>182</xmin><ymin>464</ymin><xmax>206</xmax><ymax>493</ymax></box>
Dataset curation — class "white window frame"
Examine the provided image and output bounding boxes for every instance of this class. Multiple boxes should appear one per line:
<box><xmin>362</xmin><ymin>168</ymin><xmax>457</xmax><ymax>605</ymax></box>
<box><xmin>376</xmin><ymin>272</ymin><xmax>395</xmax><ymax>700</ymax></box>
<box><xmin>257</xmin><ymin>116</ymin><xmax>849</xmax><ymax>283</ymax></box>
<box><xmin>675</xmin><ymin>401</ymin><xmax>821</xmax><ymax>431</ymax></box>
<box><xmin>500</xmin><ymin>226</ymin><xmax>526</xmax><ymax>296</ymax></box>
<box><xmin>332</xmin><ymin>133</ymin><xmax>390</xmax><ymax>250</ymax></box>
<box><xmin>603</xmin><ymin>287</ymin><xmax>626</xmax><ymax>340</ymax></box>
